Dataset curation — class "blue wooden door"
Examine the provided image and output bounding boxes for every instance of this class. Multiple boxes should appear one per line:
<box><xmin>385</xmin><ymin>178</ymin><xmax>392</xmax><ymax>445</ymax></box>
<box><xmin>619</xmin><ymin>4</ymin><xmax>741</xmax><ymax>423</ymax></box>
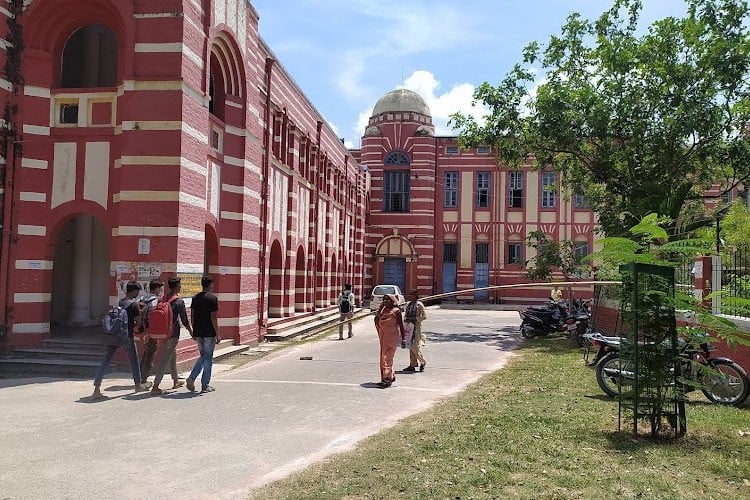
<box><xmin>475</xmin><ymin>243</ymin><xmax>489</xmax><ymax>300</ymax></box>
<box><xmin>383</xmin><ymin>258</ymin><xmax>406</xmax><ymax>291</ymax></box>
<box><xmin>442</xmin><ymin>263</ymin><xmax>457</xmax><ymax>294</ymax></box>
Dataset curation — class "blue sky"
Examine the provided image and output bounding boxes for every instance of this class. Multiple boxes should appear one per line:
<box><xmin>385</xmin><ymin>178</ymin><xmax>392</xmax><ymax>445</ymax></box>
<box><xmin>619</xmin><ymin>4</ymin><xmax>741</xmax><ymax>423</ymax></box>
<box><xmin>252</xmin><ymin>0</ymin><xmax>689</xmax><ymax>148</ymax></box>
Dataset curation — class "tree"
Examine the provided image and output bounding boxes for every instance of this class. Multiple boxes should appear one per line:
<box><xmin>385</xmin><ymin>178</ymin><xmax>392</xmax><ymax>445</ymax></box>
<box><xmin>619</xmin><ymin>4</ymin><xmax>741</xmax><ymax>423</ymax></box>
<box><xmin>524</xmin><ymin>230</ymin><xmax>576</xmax><ymax>281</ymax></box>
<box><xmin>451</xmin><ymin>0</ymin><xmax>750</xmax><ymax>237</ymax></box>
<box><xmin>592</xmin><ymin>213</ymin><xmax>750</xmax><ymax>346</ymax></box>
<box><xmin>720</xmin><ymin>200</ymin><xmax>750</xmax><ymax>251</ymax></box>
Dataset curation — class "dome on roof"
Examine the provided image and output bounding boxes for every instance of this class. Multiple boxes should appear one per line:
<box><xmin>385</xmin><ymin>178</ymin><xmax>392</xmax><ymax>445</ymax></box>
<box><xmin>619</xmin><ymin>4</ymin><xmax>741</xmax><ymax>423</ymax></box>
<box><xmin>372</xmin><ymin>89</ymin><xmax>431</xmax><ymax>117</ymax></box>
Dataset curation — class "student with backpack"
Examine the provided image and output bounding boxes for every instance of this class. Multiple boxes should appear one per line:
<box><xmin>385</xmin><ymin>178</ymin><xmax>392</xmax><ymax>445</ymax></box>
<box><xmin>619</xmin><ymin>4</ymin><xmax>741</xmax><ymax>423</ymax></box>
<box><xmin>150</xmin><ymin>276</ymin><xmax>193</xmax><ymax>396</ymax></box>
<box><xmin>138</xmin><ymin>280</ymin><xmax>184</xmax><ymax>388</ymax></box>
<box><xmin>91</xmin><ymin>281</ymin><xmax>149</xmax><ymax>400</ymax></box>
<box><xmin>138</xmin><ymin>280</ymin><xmax>160</xmax><ymax>383</ymax></box>
<box><xmin>338</xmin><ymin>283</ymin><xmax>356</xmax><ymax>340</ymax></box>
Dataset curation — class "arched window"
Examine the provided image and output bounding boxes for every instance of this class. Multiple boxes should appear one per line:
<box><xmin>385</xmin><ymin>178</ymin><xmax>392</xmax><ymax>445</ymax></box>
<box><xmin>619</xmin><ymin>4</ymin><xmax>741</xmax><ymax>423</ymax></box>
<box><xmin>384</xmin><ymin>151</ymin><xmax>410</xmax><ymax>166</ymax></box>
<box><xmin>209</xmin><ymin>53</ymin><xmax>226</xmax><ymax>121</ymax></box>
<box><xmin>60</xmin><ymin>24</ymin><xmax>118</xmax><ymax>88</ymax></box>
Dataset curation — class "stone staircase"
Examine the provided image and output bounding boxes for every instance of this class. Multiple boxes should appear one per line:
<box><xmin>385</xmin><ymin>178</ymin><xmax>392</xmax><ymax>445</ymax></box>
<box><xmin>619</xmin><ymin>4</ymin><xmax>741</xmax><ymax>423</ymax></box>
<box><xmin>0</xmin><ymin>308</ymin><xmax>372</xmax><ymax>378</ymax></box>
<box><xmin>0</xmin><ymin>336</ymin><xmax>248</xmax><ymax>378</ymax></box>
<box><xmin>0</xmin><ymin>337</ymin><xmax>111</xmax><ymax>377</ymax></box>
<box><xmin>264</xmin><ymin>307</ymin><xmax>370</xmax><ymax>342</ymax></box>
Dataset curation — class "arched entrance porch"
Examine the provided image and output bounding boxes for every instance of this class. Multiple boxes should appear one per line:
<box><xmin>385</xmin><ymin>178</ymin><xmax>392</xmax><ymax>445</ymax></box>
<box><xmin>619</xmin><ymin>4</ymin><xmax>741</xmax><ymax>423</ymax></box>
<box><xmin>50</xmin><ymin>214</ymin><xmax>110</xmax><ymax>335</ymax></box>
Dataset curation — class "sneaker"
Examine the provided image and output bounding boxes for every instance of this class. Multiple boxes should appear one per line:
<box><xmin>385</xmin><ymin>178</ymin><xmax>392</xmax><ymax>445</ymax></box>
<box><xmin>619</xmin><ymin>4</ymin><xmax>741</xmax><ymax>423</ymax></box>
<box><xmin>419</xmin><ymin>362</ymin><xmax>426</xmax><ymax>372</ymax></box>
<box><xmin>403</xmin><ymin>366</ymin><xmax>416</xmax><ymax>372</ymax></box>
<box><xmin>134</xmin><ymin>383</ymin><xmax>149</xmax><ymax>393</ymax></box>
<box><xmin>143</xmin><ymin>381</ymin><xmax>154</xmax><ymax>389</ymax></box>
<box><xmin>186</xmin><ymin>378</ymin><xmax>196</xmax><ymax>392</ymax></box>
<box><xmin>200</xmin><ymin>385</ymin><xmax>216</xmax><ymax>393</ymax></box>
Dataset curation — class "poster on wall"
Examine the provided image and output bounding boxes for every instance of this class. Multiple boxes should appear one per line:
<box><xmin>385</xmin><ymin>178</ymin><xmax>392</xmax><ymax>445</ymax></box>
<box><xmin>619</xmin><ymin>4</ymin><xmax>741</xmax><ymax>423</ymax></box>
<box><xmin>115</xmin><ymin>263</ymin><xmax>163</xmax><ymax>301</ymax></box>
<box><xmin>178</xmin><ymin>273</ymin><xmax>204</xmax><ymax>297</ymax></box>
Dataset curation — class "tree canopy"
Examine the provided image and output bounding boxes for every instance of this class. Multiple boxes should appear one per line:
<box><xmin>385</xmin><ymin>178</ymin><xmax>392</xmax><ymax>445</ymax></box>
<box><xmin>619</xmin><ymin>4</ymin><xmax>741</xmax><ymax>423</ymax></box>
<box><xmin>451</xmin><ymin>0</ymin><xmax>750</xmax><ymax>237</ymax></box>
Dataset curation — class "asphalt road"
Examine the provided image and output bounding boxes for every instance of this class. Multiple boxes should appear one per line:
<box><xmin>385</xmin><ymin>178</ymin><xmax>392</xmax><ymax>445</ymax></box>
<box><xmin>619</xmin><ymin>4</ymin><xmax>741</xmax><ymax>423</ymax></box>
<box><xmin>0</xmin><ymin>308</ymin><xmax>522</xmax><ymax>500</ymax></box>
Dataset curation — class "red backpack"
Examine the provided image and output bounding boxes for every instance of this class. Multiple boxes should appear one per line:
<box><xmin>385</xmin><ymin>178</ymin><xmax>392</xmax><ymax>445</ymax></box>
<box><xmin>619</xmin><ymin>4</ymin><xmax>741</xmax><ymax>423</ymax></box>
<box><xmin>147</xmin><ymin>295</ymin><xmax>178</xmax><ymax>340</ymax></box>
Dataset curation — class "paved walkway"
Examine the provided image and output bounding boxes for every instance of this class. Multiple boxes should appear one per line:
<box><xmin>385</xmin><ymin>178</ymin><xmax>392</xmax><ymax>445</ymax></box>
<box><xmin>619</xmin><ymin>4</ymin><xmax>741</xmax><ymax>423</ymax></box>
<box><xmin>0</xmin><ymin>309</ymin><xmax>521</xmax><ymax>499</ymax></box>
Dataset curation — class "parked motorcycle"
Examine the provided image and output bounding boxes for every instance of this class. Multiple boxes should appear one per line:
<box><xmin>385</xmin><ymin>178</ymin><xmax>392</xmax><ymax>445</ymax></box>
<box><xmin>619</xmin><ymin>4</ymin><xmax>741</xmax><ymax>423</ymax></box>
<box><xmin>568</xmin><ymin>298</ymin><xmax>593</xmax><ymax>347</ymax></box>
<box><xmin>520</xmin><ymin>298</ymin><xmax>591</xmax><ymax>343</ymax></box>
<box><xmin>519</xmin><ymin>300</ymin><xmax>568</xmax><ymax>339</ymax></box>
<box><xmin>586</xmin><ymin>331</ymin><xmax>750</xmax><ymax>406</ymax></box>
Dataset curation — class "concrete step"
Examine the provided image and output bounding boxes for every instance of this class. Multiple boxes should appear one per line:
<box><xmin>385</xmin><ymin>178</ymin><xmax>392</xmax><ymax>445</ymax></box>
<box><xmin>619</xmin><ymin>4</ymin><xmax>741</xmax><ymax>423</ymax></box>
<box><xmin>0</xmin><ymin>340</ymin><xmax>249</xmax><ymax>379</ymax></box>
<box><xmin>41</xmin><ymin>337</ymin><xmax>113</xmax><ymax>351</ymax></box>
<box><xmin>264</xmin><ymin>308</ymin><xmax>369</xmax><ymax>341</ymax></box>
<box><xmin>266</xmin><ymin>308</ymin><xmax>340</xmax><ymax>332</ymax></box>
<box><xmin>0</xmin><ymin>357</ymin><xmax>113</xmax><ymax>378</ymax></box>
<box><xmin>11</xmin><ymin>347</ymin><xmax>106</xmax><ymax>362</ymax></box>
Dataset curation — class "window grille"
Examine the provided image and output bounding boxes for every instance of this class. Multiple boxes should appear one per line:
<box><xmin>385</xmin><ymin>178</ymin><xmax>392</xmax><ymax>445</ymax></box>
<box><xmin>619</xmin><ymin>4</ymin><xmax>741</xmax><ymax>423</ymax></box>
<box><xmin>542</xmin><ymin>172</ymin><xmax>557</xmax><ymax>208</ymax></box>
<box><xmin>476</xmin><ymin>172</ymin><xmax>490</xmax><ymax>208</ymax></box>
<box><xmin>508</xmin><ymin>171</ymin><xmax>523</xmax><ymax>208</ymax></box>
<box><xmin>444</xmin><ymin>171</ymin><xmax>458</xmax><ymax>207</ymax></box>
<box><xmin>383</xmin><ymin>171</ymin><xmax>410</xmax><ymax>212</ymax></box>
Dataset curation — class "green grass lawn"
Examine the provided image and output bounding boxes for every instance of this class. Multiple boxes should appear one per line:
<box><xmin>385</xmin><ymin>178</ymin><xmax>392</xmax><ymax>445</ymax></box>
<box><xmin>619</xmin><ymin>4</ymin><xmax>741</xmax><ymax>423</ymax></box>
<box><xmin>249</xmin><ymin>338</ymin><xmax>750</xmax><ymax>499</ymax></box>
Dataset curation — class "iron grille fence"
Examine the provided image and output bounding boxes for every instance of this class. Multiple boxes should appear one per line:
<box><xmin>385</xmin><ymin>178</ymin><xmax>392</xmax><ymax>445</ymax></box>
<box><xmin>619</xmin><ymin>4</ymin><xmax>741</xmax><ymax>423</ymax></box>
<box><xmin>718</xmin><ymin>248</ymin><xmax>750</xmax><ymax>318</ymax></box>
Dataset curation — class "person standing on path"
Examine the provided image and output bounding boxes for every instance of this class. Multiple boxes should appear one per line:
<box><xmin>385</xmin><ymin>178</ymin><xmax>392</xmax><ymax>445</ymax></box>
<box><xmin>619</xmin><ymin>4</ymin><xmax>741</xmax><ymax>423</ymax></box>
<box><xmin>139</xmin><ymin>280</ymin><xmax>170</xmax><ymax>385</ymax></box>
<box><xmin>402</xmin><ymin>290</ymin><xmax>427</xmax><ymax>372</ymax></box>
<box><xmin>187</xmin><ymin>275</ymin><xmax>220</xmax><ymax>393</ymax></box>
<box><xmin>373</xmin><ymin>294</ymin><xmax>405</xmax><ymax>388</ymax></box>
<box><xmin>92</xmin><ymin>281</ymin><xmax>148</xmax><ymax>399</ymax></box>
<box><xmin>150</xmin><ymin>277</ymin><xmax>192</xmax><ymax>395</ymax></box>
<box><xmin>338</xmin><ymin>283</ymin><xmax>356</xmax><ymax>340</ymax></box>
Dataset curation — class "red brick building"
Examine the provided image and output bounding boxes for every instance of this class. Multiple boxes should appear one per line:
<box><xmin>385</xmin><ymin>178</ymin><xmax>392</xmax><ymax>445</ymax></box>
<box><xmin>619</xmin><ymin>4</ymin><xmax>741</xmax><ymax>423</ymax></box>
<box><xmin>0</xmin><ymin>0</ymin><xmax>369</xmax><ymax>356</ymax></box>
<box><xmin>353</xmin><ymin>89</ymin><xmax>596</xmax><ymax>303</ymax></box>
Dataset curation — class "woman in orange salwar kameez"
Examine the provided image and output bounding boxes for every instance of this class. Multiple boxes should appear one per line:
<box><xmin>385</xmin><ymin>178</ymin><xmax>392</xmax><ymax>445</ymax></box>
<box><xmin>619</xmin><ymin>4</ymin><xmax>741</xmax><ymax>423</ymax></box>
<box><xmin>373</xmin><ymin>294</ymin><xmax>405</xmax><ymax>388</ymax></box>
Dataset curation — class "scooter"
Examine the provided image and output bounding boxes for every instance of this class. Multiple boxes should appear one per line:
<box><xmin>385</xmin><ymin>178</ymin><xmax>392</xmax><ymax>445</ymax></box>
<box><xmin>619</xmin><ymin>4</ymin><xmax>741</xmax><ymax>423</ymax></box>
<box><xmin>520</xmin><ymin>298</ymin><xmax>592</xmax><ymax>342</ymax></box>
<box><xmin>519</xmin><ymin>300</ymin><xmax>569</xmax><ymax>339</ymax></box>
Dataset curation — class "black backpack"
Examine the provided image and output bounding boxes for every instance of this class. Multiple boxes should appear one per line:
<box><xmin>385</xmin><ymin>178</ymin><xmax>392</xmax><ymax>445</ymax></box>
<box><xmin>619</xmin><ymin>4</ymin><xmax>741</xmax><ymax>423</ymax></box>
<box><xmin>102</xmin><ymin>302</ymin><xmax>131</xmax><ymax>345</ymax></box>
<box><xmin>340</xmin><ymin>293</ymin><xmax>352</xmax><ymax>314</ymax></box>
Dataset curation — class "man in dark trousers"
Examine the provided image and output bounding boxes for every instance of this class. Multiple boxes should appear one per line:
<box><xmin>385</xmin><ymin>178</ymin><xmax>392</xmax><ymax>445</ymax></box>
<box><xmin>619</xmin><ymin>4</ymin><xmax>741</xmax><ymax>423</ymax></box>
<box><xmin>139</xmin><ymin>279</ymin><xmax>163</xmax><ymax>385</ymax></box>
<box><xmin>186</xmin><ymin>275</ymin><xmax>220</xmax><ymax>393</ymax></box>
<box><xmin>150</xmin><ymin>276</ymin><xmax>193</xmax><ymax>395</ymax></box>
<box><xmin>92</xmin><ymin>281</ymin><xmax>148</xmax><ymax>400</ymax></box>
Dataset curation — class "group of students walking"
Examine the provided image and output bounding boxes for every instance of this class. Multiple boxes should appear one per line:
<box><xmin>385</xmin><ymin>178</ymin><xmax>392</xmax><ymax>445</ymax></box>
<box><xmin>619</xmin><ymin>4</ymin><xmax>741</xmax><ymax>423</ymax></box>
<box><xmin>91</xmin><ymin>275</ymin><xmax>220</xmax><ymax>400</ymax></box>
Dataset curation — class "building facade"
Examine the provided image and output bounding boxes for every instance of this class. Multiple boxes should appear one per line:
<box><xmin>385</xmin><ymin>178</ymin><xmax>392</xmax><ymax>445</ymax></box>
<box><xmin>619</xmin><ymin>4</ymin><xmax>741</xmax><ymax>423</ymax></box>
<box><xmin>0</xmin><ymin>0</ymin><xmax>368</xmax><ymax>355</ymax></box>
<box><xmin>353</xmin><ymin>89</ymin><xmax>595</xmax><ymax>303</ymax></box>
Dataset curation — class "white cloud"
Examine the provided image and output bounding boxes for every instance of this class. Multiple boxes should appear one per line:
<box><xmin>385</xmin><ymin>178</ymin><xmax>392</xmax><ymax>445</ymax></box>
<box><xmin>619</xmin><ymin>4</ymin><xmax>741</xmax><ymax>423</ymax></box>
<box><xmin>355</xmin><ymin>107</ymin><xmax>374</xmax><ymax>142</ymax></box>
<box><xmin>350</xmin><ymin>70</ymin><xmax>487</xmax><ymax>138</ymax></box>
<box><xmin>330</xmin><ymin>1</ymin><xmax>484</xmax><ymax>102</ymax></box>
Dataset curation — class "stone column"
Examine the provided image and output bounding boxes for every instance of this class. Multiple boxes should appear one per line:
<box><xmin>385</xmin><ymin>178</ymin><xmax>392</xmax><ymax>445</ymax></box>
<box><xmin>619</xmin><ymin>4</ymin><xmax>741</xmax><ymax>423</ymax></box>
<box><xmin>68</xmin><ymin>216</ymin><xmax>93</xmax><ymax>324</ymax></box>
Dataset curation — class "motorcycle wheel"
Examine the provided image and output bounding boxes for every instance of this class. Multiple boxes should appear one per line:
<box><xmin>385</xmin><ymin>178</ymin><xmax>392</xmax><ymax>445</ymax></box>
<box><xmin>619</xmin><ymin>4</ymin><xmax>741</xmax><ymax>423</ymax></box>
<box><xmin>520</xmin><ymin>324</ymin><xmax>536</xmax><ymax>339</ymax></box>
<box><xmin>700</xmin><ymin>359</ymin><xmax>750</xmax><ymax>406</ymax></box>
<box><xmin>595</xmin><ymin>353</ymin><xmax>634</xmax><ymax>398</ymax></box>
<box><xmin>573</xmin><ymin>324</ymin><xmax>590</xmax><ymax>348</ymax></box>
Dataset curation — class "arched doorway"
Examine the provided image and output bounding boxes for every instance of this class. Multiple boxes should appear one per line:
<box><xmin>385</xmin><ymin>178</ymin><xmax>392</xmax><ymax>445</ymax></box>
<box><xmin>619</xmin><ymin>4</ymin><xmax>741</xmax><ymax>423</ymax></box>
<box><xmin>374</xmin><ymin>234</ymin><xmax>416</xmax><ymax>293</ymax></box>
<box><xmin>294</xmin><ymin>247</ymin><xmax>306</xmax><ymax>312</ymax></box>
<box><xmin>204</xmin><ymin>223</ymin><xmax>219</xmax><ymax>279</ymax></box>
<box><xmin>315</xmin><ymin>250</ymin><xmax>324</xmax><ymax>309</ymax></box>
<box><xmin>268</xmin><ymin>240</ymin><xmax>284</xmax><ymax>318</ymax></box>
<box><xmin>51</xmin><ymin>214</ymin><xmax>110</xmax><ymax>333</ymax></box>
<box><xmin>329</xmin><ymin>253</ymin><xmax>337</xmax><ymax>305</ymax></box>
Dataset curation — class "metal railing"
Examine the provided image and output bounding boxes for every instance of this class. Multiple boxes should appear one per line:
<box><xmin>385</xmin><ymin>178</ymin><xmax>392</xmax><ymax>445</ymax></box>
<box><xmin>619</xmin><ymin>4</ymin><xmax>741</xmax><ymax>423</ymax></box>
<box><xmin>717</xmin><ymin>248</ymin><xmax>750</xmax><ymax>318</ymax></box>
